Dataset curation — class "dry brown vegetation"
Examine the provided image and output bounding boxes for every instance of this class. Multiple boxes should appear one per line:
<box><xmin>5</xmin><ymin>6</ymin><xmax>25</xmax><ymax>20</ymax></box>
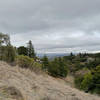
<box><xmin>0</xmin><ymin>61</ymin><xmax>99</xmax><ymax>100</ymax></box>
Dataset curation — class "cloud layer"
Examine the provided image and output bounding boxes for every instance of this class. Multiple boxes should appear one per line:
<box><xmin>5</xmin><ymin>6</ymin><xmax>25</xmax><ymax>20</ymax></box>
<box><xmin>0</xmin><ymin>0</ymin><xmax>100</xmax><ymax>53</ymax></box>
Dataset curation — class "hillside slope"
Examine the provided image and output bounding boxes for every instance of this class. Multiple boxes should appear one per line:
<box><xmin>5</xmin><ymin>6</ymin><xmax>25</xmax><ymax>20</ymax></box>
<box><xmin>0</xmin><ymin>61</ymin><xmax>99</xmax><ymax>100</ymax></box>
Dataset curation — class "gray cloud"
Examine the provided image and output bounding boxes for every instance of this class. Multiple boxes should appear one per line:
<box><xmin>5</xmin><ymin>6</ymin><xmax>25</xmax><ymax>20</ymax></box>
<box><xmin>0</xmin><ymin>0</ymin><xmax>100</xmax><ymax>53</ymax></box>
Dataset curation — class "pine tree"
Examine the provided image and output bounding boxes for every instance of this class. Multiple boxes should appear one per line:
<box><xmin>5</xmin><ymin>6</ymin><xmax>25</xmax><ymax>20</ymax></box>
<box><xmin>48</xmin><ymin>57</ymin><xmax>68</xmax><ymax>77</ymax></box>
<box><xmin>27</xmin><ymin>40</ymin><xmax>36</xmax><ymax>58</ymax></box>
<box><xmin>70</xmin><ymin>52</ymin><xmax>74</xmax><ymax>56</ymax></box>
<box><xmin>17</xmin><ymin>46</ymin><xmax>28</xmax><ymax>56</ymax></box>
<box><xmin>58</xmin><ymin>57</ymin><xmax>68</xmax><ymax>77</ymax></box>
<box><xmin>42</xmin><ymin>55</ymin><xmax>49</xmax><ymax>71</ymax></box>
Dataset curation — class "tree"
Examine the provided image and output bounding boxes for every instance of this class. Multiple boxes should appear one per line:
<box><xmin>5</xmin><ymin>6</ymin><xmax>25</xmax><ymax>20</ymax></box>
<box><xmin>0</xmin><ymin>33</ymin><xmax>10</xmax><ymax>58</ymax></box>
<box><xmin>0</xmin><ymin>45</ymin><xmax>16</xmax><ymax>62</ymax></box>
<box><xmin>17</xmin><ymin>46</ymin><xmax>28</xmax><ymax>56</ymax></box>
<box><xmin>0</xmin><ymin>33</ymin><xmax>10</xmax><ymax>46</ymax></box>
<box><xmin>0</xmin><ymin>33</ymin><xmax>5</xmax><ymax>46</ymax></box>
<box><xmin>58</xmin><ymin>57</ymin><xmax>68</xmax><ymax>77</ymax></box>
<box><xmin>48</xmin><ymin>58</ymin><xmax>68</xmax><ymax>78</ymax></box>
<box><xmin>0</xmin><ymin>33</ymin><xmax>16</xmax><ymax>62</ymax></box>
<box><xmin>27</xmin><ymin>40</ymin><xmax>36</xmax><ymax>58</ymax></box>
<box><xmin>4</xmin><ymin>45</ymin><xmax>16</xmax><ymax>62</ymax></box>
<box><xmin>48</xmin><ymin>58</ymin><xmax>59</xmax><ymax>77</ymax></box>
<box><xmin>70</xmin><ymin>52</ymin><xmax>74</xmax><ymax>56</ymax></box>
<box><xmin>42</xmin><ymin>55</ymin><xmax>49</xmax><ymax>71</ymax></box>
<box><xmin>69</xmin><ymin>52</ymin><xmax>74</xmax><ymax>61</ymax></box>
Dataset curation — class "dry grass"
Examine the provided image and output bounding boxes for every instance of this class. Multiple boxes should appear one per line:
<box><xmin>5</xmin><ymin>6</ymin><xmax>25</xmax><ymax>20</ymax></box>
<box><xmin>0</xmin><ymin>61</ymin><xmax>99</xmax><ymax>100</ymax></box>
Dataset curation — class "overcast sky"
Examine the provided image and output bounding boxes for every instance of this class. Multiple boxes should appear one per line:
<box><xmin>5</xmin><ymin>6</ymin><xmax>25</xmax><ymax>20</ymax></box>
<box><xmin>0</xmin><ymin>0</ymin><xmax>100</xmax><ymax>53</ymax></box>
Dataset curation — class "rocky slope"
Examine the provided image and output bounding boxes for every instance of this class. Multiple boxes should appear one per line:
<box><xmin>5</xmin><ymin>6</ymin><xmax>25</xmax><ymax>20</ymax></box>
<box><xmin>0</xmin><ymin>61</ymin><xmax>99</xmax><ymax>100</ymax></box>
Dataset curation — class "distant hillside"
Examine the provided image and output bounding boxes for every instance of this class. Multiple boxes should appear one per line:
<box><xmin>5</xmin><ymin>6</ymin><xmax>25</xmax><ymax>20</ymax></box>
<box><xmin>0</xmin><ymin>61</ymin><xmax>99</xmax><ymax>100</ymax></box>
<box><xmin>37</xmin><ymin>53</ymin><xmax>70</xmax><ymax>59</ymax></box>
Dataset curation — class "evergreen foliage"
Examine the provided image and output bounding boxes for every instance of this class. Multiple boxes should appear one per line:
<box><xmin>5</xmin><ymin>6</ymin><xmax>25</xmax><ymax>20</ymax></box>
<box><xmin>17</xmin><ymin>46</ymin><xmax>28</xmax><ymax>56</ymax></box>
<box><xmin>41</xmin><ymin>56</ymin><xmax>68</xmax><ymax>77</ymax></box>
<box><xmin>42</xmin><ymin>55</ymin><xmax>49</xmax><ymax>71</ymax></box>
<box><xmin>81</xmin><ymin>72</ymin><xmax>93</xmax><ymax>92</ymax></box>
<box><xmin>75</xmin><ymin>66</ymin><xmax>100</xmax><ymax>94</ymax></box>
<box><xmin>27</xmin><ymin>40</ymin><xmax>36</xmax><ymax>58</ymax></box>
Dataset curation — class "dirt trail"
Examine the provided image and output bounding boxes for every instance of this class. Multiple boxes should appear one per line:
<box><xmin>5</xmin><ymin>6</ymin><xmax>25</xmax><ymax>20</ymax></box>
<box><xmin>0</xmin><ymin>61</ymin><xmax>99</xmax><ymax>100</ymax></box>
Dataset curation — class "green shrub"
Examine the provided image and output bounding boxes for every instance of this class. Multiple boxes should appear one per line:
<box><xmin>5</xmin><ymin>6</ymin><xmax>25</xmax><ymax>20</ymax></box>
<box><xmin>75</xmin><ymin>66</ymin><xmax>100</xmax><ymax>94</ymax></box>
<box><xmin>91</xmin><ymin>65</ymin><xmax>100</xmax><ymax>94</ymax></box>
<box><xmin>16</xmin><ymin>55</ymin><xmax>42</xmax><ymax>72</ymax></box>
<box><xmin>48</xmin><ymin>60</ymin><xmax>60</xmax><ymax>77</ymax></box>
<box><xmin>74</xmin><ymin>76</ymin><xmax>84</xmax><ymax>89</ymax></box>
<box><xmin>5</xmin><ymin>46</ymin><xmax>16</xmax><ymax>62</ymax></box>
<box><xmin>74</xmin><ymin>68</ymin><xmax>91</xmax><ymax>91</ymax></box>
<box><xmin>81</xmin><ymin>72</ymin><xmax>93</xmax><ymax>92</ymax></box>
<box><xmin>16</xmin><ymin>55</ymin><xmax>34</xmax><ymax>69</ymax></box>
<box><xmin>0</xmin><ymin>45</ymin><xmax>16</xmax><ymax>62</ymax></box>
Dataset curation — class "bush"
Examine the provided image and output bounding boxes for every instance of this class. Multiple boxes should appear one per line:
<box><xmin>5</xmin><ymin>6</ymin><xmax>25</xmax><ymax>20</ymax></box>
<box><xmin>0</xmin><ymin>45</ymin><xmax>16</xmax><ymax>62</ymax></box>
<box><xmin>74</xmin><ymin>76</ymin><xmax>84</xmax><ymax>89</ymax></box>
<box><xmin>16</xmin><ymin>55</ymin><xmax>42</xmax><ymax>72</ymax></box>
<box><xmin>74</xmin><ymin>68</ymin><xmax>93</xmax><ymax>91</ymax></box>
<box><xmin>80</xmin><ymin>72</ymin><xmax>93</xmax><ymax>92</ymax></box>
<box><xmin>16</xmin><ymin>55</ymin><xmax>34</xmax><ymax>69</ymax></box>
<box><xmin>75</xmin><ymin>66</ymin><xmax>100</xmax><ymax>94</ymax></box>
<box><xmin>48</xmin><ymin>60</ymin><xmax>60</xmax><ymax>77</ymax></box>
<box><xmin>91</xmin><ymin>65</ymin><xmax>100</xmax><ymax>94</ymax></box>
